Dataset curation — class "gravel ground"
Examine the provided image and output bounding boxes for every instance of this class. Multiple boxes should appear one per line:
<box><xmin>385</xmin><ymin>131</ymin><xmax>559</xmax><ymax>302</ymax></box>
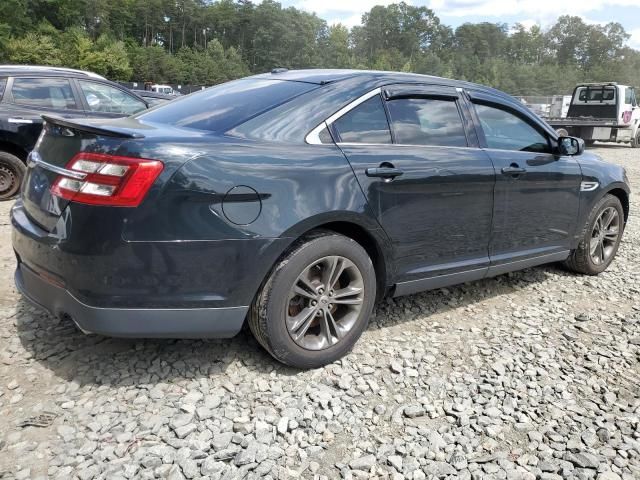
<box><xmin>0</xmin><ymin>145</ymin><xmax>638</xmax><ymax>480</ymax></box>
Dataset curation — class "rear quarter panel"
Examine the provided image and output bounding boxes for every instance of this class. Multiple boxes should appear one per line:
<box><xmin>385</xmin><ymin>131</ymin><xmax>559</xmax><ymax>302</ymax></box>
<box><xmin>122</xmin><ymin>138</ymin><xmax>389</xmax><ymax>303</ymax></box>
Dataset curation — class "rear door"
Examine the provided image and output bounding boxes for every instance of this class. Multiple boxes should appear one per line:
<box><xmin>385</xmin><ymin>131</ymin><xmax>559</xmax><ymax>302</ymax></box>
<box><xmin>2</xmin><ymin>76</ymin><xmax>84</xmax><ymax>152</ymax></box>
<box><xmin>332</xmin><ymin>85</ymin><xmax>496</xmax><ymax>293</ymax></box>
<box><xmin>468</xmin><ymin>93</ymin><xmax>582</xmax><ymax>272</ymax></box>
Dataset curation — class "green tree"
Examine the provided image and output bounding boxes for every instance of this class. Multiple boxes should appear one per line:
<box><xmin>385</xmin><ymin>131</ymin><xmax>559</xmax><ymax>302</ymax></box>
<box><xmin>6</xmin><ymin>33</ymin><xmax>63</xmax><ymax>65</ymax></box>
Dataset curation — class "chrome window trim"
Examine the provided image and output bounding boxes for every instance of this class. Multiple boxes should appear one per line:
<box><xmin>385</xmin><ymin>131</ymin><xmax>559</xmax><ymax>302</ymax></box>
<box><xmin>305</xmin><ymin>121</ymin><xmax>330</xmax><ymax>145</ymax></box>
<box><xmin>305</xmin><ymin>87</ymin><xmax>382</xmax><ymax>145</ymax></box>
<box><xmin>335</xmin><ymin>143</ymin><xmax>480</xmax><ymax>150</ymax></box>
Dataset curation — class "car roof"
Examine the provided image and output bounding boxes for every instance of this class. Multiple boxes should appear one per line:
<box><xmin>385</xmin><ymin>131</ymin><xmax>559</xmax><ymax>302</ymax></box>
<box><xmin>250</xmin><ymin>68</ymin><xmax>513</xmax><ymax>100</ymax></box>
<box><xmin>0</xmin><ymin>65</ymin><xmax>106</xmax><ymax>79</ymax></box>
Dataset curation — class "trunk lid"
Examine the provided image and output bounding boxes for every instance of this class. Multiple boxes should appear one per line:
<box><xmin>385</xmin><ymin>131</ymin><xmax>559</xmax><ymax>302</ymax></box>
<box><xmin>21</xmin><ymin>116</ymin><xmax>144</xmax><ymax>232</ymax></box>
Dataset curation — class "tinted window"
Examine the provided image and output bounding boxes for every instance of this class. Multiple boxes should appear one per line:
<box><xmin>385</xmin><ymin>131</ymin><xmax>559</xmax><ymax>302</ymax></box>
<box><xmin>624</xmin><ymin>87</ymin><xmax>636</xmax><ymax>106</ymax></box>
<box><xmin>576</xmin><ymin>86</ymin><xmax>616</xmax><ymax>104</ymax></box>
<box><xmin>318</xmin><ymin>127</ymin><xmax>334</xmax><ymax>144</ymax></box>
<box><xmin>79</xmin><ymin>80</ymin><xmax>146</xmax><ymax>115</ymax></box>
<box><xmin>0</xmin><ymin>78</ymin><xmax>6</xmax><ymax>100</ymax></box>
<box><xmin>474</xmin><ymin>103</ymin><xmax>550</xmax><ymax>153</ymax></box>
<box><xmin>11</xmin><ymin>77</ymin><xmax>77</xmax><ymax>109</ymax></box>
<box><xmin>333</xmin><ymin>95</ymin><xmax>391</xmax><ymax>144</ymax></box>
<box><xmin>386</xmin><ymin>97</ymin><xmax>467</xmax><ymax>147</ymax></box>
<box><xmin>139</xmin><ymin>79</ymin><xmax>316</xmax><ymax>132</ymax></box>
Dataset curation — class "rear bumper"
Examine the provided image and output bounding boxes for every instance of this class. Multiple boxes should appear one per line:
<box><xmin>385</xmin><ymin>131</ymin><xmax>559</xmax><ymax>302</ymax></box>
<box><xmin>15</xmin><ymin>262</ymin><xmax>248</xmax><ymax>338</ymax></box>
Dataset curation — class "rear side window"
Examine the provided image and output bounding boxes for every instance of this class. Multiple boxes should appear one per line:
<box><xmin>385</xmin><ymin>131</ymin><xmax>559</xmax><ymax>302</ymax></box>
<box><xmin>333</xmin><ymin>95</ymin><xmax>392</xmax><ymax>144</ymax></box>
<box><xmin>0</xmin><ymin>78</ymin><xmax>6</xmax><ymax>100</ymax></box>
<box><xmin>138</xmin><ymin>79</ymin><xmax>317</xmax><ymax>132</ymax></box>
<box><xmin>386</xmin><ymin>97</ymin><xmax>467</xmax><ymax>147</ymax></box>
<box><xmin>474</xmin><ymin>102</ymin><xmax>550</xmax><ymax>153</ymax></box>
<box><xmin>11</xmin><ymin>77</ymin><xmax>77</xmax><ymax>109</ymax></box>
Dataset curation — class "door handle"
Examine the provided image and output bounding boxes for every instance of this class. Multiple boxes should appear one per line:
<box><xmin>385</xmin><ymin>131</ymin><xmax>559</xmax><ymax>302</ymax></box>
<box><xmin>365</xmin><ymin>167</ymin><xmax>404</xmax><ymax>179</ymax></box>
<box><xmin>501</xmin><ymin>164</ymin><xmax>527</xmax><ymax>175</ymax></box>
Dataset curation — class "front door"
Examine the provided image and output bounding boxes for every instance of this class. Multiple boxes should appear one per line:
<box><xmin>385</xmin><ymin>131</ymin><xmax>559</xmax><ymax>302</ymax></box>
<box><xmin>331</xmin><ymin>85</ymin><xmax>496</xmax><ymax>294</ymax></box>
<box><xmin>469</xmin><ymin>98</ymin><xmax>582</xmax><ymax>272</ymax></box>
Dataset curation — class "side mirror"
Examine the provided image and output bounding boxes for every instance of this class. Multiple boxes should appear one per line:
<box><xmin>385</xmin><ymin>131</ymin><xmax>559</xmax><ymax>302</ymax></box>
<box><xmin>559</xmin><ymin>136</ymin><xmax>585</xmax><ymax>156</ymax></box>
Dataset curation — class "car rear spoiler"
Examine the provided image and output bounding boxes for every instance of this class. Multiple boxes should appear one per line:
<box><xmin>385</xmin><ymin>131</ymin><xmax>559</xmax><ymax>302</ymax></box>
<box><xmin>41</xmin><ymin>115</ymin><xmax>145</xmax><ymax>139</ymax></box>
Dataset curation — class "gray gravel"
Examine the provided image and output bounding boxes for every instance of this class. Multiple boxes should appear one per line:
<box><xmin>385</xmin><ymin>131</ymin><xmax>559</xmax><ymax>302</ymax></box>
<box><xmin>0</xmin><ymin>145</ymin><xmax>638</xmax><ymax>479</ymax></box>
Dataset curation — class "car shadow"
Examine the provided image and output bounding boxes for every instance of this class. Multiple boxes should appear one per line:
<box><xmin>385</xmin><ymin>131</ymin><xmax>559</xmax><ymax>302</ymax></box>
<box><xmin>369</xmin><ymin>263</ymin><xmax>573</xmax><ymax>331</ymax></box>
<box><xmin>589</xmin><ymin>143</ymin><xmax>631</xmax><ymax>149</ymax></box>
<box><xmin>15</xmin><ymin>263</ymin><xmax>575</xmax><ymax>385</ymax></box>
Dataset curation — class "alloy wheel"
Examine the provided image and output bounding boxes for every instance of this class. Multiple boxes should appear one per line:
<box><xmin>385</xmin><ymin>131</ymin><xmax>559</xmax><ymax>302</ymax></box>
<box><xmin>286</xmin><ymin>255</ymin><xmax>365</xmax><ymax>351</ymax></box>
<box><xmin>590</xmin><ymin>206</ymin><xmax>620</xmax><ymax>265</ymax></box>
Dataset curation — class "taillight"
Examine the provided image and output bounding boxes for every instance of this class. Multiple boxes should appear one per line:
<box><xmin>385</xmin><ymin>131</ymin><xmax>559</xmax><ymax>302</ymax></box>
<box><xmin>51</xmin><ymin>153</ymin><xmax>163</xmax><ymax>207</ymax></box>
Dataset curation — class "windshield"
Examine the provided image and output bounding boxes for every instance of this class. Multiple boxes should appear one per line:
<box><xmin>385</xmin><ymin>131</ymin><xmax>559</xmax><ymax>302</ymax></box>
<box><xmin>138</xmin><ymin>78</ymin><xmax>317</xmax><ymax>132</ymax></box>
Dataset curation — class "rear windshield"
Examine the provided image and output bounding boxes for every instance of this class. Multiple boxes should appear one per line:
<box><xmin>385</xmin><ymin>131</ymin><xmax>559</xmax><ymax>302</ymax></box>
<box><xmin>138</xmin><ymin>78</ymin><xmax>317</xmax><ymax>132</ymax></box>
<box><xmin>574</xmin><ymin>86</ymin><xmax>616</xmax><ymax>104</ymax></box>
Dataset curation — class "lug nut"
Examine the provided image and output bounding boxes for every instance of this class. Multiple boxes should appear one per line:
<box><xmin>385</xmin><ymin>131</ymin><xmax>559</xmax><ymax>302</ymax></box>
<box><xmin>318</xmin><ymin>288</ymin><xmax>325</xmax><ymax>294</ymax></box>
<box><xmin>311</xmin><ymin>300</ymin><xmax>317</xmax><ymax>306</ymax></box>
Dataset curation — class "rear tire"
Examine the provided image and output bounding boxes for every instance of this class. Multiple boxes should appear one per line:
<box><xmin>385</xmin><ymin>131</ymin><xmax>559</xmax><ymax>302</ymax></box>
<box><xmin>249</xmin><ymin>231</ymin><xmax>376</xmax><ymax>369</ymax></box>
<box><xmin>631</xmin><ymin>130</ymin><xmax>640</xmax><ymax>148</ymax></box>
<box><xmin>0</xmin><ymin>151</ymin><xmax>25</xmax><ymax>200</ymax></box>
<box><xmin>564</xmin><ymin>194</ymin><xmax>624</xmax><ymax>275</ymax></box>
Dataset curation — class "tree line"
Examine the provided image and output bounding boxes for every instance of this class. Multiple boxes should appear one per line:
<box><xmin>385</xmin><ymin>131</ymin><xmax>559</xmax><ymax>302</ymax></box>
<box><xmin>1</xmin><ymin>0</ymin><xmax>638</xmax><ymax>95</ymax></box>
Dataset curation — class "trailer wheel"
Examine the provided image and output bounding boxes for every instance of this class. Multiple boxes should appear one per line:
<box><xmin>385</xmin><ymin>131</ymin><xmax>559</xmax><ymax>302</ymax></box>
<box><xmin>632</xmin><ymin>130</ymin><xmax>640</xmax><ymax>149</ymax></box>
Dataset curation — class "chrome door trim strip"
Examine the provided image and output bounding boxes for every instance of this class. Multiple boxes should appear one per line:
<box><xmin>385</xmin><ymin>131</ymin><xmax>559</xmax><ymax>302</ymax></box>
<box><xmin>8</xmin><ymin>118</ymin><xmax>34</xmax><ymax>124</ymax></box>
<box><xmin>305</xmin><ymin>87</ymin><xmax>382</xmax><ymax>144</ymax></box>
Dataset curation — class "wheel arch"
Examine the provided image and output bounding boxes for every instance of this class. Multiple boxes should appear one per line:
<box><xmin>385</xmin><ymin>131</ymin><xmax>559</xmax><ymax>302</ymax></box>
<box><xmin>0</xmin><ymin>140</ymin><xmax>28</xmax><ymax>162</ymax></box>
<box><xmin>606</xmin><ymin>187</ymin><xmax>630</xmax><ymax>223</ymax></box>
<box><xmin>274</xmin><ymin>213</ymin><xmax>394</xmax><ymax>301</ymax></box>
<box><xmin>308</xmin><ymin>220</ymin><xmax>391</xmax><ymax>299</ymax></box>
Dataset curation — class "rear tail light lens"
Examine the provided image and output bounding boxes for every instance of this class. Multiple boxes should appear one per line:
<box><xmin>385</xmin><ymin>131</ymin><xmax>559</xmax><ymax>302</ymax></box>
<box><xmin>51</xmin><ymin>153</ymin><xmax>163</xmax><ymax>207</ymax></box>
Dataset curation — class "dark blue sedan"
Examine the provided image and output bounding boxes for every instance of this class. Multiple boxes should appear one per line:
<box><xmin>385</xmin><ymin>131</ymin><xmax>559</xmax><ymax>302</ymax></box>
<box><xmin>11</xmin><ymin>69</ymin><xmax>630</xmax><ymax>368</ymax></box>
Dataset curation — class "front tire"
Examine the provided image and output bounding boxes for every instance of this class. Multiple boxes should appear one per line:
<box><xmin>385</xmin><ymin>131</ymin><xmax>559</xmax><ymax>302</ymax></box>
<box><xmin>564</xmin><ymin>194</ymin><xmax>624</xmax><ymax>275</ymax></box>
<box><xmin>249</xmin><ymin>231</ymin><xmax>376</xmax><ymax>369</ymax></box>
<box><xmin>0</xmin><ymin>151</ymin><xmax>25</xmax><ymax>200</ymax></box>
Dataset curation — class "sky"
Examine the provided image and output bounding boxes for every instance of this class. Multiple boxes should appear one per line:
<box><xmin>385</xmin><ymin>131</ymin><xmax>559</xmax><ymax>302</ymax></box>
<box><xmin>282</xmin><ymin>0</ymin><xmax>640</xmax><ymax>49</ymax></box>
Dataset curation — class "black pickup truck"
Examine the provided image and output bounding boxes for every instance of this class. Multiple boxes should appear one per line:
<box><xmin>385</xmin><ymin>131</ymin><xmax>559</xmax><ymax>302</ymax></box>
<box><xmin>0</xmin><ymin>65</ymin><xmax>149</xmax><ymax>200</ymax></box>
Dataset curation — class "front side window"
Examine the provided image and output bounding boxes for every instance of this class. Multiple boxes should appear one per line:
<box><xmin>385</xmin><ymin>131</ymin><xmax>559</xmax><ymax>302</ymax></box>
<box><xmin>474</xmin><ymin>103</ymin><xmax>550</xmax><ymax>153</ymax></box>
<box><xmin>332</xmin><ymin>95</ymin><xmax>391</xmax><ymax>144</ymax></box>
<box><xmin>386</xmin><ymin>97</ymin><xmax>467</xmax><ymax>147</ymax></box>
<box><xmin>79</xmin><ymin>80</ymin><xmax>147</xmax><ymax>115</ymax></box>
<box><xmin>11</xmin><ymin>77</ymin><xmax>77</xmax><ymax>109</ymax></box>
<box><xmin>0</xmin><ymin>78</ymin><xmax>6</xmax><ymax>100</ymax></box>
